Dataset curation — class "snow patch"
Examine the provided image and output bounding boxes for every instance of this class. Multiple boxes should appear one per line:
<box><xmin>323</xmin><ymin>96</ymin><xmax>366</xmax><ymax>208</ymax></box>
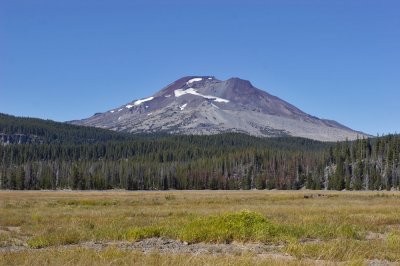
<box><xmin>174</xmin><ymin>88</ymin><xmax>198</xmax><ymax>97</ymax></box>
<box><xmin>134</xmin><ymin>96</ymin><xmax>154</xmax><ymax>106</ymax></box>
<box><xmin>145</xmin><ymin>106</ymin><xmax>149</xmax><ymax>108</ymax></box>
<box><xmin>208</xmin><ymin>77</ymin><xmax>212</xmax><ymax>80</ymax></box>
<box><xmin>118</xmin><ymin>108</ymin><xmax>123</xmax><ymax>112</ymax></box>
<box><xmin>147</xmin><ymin>113</ymin><xmax>152</xmax><ymax>116</ymax></box>
<box><xmin>126</xmin><ymin>105</ymin><xmax>134</xmax><ymax>109</ymax></box>
<box><xmin>179</xmin><ymin>103</ymin><xmax>188</xmax><ymax>110</ymax></box>
<box><xmin>187</xmin><ymin>78</ymin><xmax>203</xmax><ymax>84</ymax></box>
<box><xmin>110</xmin><ymin>110</ymin><xmax>115</xmax><ymax>113</ymax></box>
<box><xmin>213</xmin><ymin>97</ymin><xmax>229</xmax><ymax>103</ymax></box>
<box><xmin>165</xmin><ymin>95</ymin><xmax>171</xmax><ymax>98</ymax></box>
<box><xmin>174</xmin><ymin>88</ymin><xmax>229</xmax><ymax>103</ymax></box>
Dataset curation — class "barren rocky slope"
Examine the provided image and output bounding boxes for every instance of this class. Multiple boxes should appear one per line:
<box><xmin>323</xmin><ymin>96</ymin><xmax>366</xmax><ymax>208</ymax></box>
<box><xmin>71</xmin><ymin>76</ymin><xmax>368</xmax><ymax>141</ymax></box>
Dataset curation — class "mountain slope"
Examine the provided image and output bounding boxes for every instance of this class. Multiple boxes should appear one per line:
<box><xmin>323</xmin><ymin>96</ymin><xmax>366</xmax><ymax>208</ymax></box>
<box><xmin>71</xmin><ymin>76</ymin><xmax>368</xmax><ymax>141</ymax></box>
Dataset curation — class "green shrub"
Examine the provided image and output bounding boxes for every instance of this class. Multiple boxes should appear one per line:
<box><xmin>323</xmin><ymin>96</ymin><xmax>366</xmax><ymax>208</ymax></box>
<box><xmin>27</xmin><ymin>230</ymin><xmax>82</xmax><ymax>249</ymax></box>
<box><xmin>27</xmin><ymin>236</ymin><xmax>51</xmax><ymax>249</ymax></box>
<box><xmin>338</xmin><ymin>224</ymin><xmax>364</xmax><ymax>240</ymax></box>
<box><xmin>387</xmin><ymin>231</ymin><xmax>400</xmax><ymax>250</ymax></box>
<box><xmin>179</xmin><ymin>210</ymin><xmax>280</xmax><ymax>244</ymax></box>
<box><xmin>124</xmin><ymin>226</ymin><xmax>162</xmax><ymax>241</ymax></box>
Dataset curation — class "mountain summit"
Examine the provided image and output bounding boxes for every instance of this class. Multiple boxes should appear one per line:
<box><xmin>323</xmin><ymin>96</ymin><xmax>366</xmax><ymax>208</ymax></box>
<box><xmin>71</xmin><ymin>76</ymin><xmax>368</xmax><ymax>141</ymax></box>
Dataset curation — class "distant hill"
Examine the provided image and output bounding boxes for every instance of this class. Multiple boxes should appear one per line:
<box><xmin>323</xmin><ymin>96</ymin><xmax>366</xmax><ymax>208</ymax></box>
<box><xmin>0</xmin><ymin>113</ymin><xmax>132</xmax><ymax>145</ymax></box>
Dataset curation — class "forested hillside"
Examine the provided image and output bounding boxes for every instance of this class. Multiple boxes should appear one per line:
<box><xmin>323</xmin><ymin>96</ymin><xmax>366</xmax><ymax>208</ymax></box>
<box><xmin>0</xmin><ymin>114</ymin><xmax>399</xmax><ymax>190</ymax></box>
<box><xmin>0</xmin><ymin>113</ymin><xmax>132</xmax><ymax>144</ymax></box>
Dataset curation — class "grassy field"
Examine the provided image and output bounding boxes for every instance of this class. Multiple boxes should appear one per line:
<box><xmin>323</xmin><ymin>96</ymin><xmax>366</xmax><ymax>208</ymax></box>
<box><xmin>1</xmin><ymin>190</ymin><xmax>400</xmax><ymax>265</ymax></box>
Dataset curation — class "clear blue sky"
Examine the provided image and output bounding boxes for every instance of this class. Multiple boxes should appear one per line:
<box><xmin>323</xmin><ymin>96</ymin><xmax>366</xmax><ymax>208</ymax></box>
<box><xmin>1</xmin><ymin>0</ymin><xmax>399</xmax><ymax>135</ymax></box>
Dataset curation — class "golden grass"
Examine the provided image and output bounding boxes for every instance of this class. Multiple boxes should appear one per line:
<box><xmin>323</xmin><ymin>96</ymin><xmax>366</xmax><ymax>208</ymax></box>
<box><xmin>0</xmin><ymin>247</ymin><xmax>319</xmax><ymax>266</ymax></box>
<box><xmin>1</xmin><ymin>190</ymin><xmax>400</xmax><ymax>265</ymax></box>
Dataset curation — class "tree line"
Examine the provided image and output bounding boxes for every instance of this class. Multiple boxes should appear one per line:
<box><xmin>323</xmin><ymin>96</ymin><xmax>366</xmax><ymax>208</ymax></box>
<box><xmin>0</xmin><ymin>133</ymin><xmax>329</xmax><ymax>190</ymax></box>
<box><xmin>0</xmin><ymin>113</ymin><xmax>399</xmax><ymax>190</ymax></box>
<box><xmin>326</xmin><ymin>136</ymin><xmax>400</xmax><ymax>190</ymax></box>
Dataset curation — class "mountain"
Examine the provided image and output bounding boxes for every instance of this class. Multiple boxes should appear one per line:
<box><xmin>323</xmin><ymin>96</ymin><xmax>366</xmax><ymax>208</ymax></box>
<box><xmin>70</xmin><ymin>76</ymin><xmax>368</xmax><ymax>141</ymax></box>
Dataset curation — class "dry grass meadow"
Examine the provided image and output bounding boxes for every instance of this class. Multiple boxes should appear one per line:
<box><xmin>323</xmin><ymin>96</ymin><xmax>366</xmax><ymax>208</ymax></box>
<box><xmin>1</xmin><ymin>190</ymin><xmax>400</xmax><ymax>265</ymax></box>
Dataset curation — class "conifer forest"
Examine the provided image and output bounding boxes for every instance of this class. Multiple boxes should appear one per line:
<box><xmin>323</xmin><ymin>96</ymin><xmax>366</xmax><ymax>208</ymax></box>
<box><xmin>1</xmin><ymin>113</ymin><xmax>399</xmax><ymax>190</ymax></box>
